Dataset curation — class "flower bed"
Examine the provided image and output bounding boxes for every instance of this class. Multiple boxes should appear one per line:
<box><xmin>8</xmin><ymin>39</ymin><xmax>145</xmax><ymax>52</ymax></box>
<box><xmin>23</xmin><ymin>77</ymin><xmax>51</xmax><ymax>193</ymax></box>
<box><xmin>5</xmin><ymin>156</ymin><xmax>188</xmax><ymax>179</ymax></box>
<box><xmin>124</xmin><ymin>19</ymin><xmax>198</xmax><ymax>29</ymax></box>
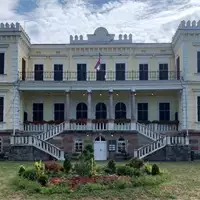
<box><xmin>49</xmin><ymin>175</ymin><xmax>120</xmax><ymax>189</ymax></box>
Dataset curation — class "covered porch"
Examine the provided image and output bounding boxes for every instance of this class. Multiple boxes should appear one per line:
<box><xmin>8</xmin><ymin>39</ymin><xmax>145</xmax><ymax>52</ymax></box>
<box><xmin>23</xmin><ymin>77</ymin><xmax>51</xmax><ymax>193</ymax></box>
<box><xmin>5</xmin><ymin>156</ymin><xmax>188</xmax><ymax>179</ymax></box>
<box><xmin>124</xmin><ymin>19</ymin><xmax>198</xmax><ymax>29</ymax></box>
<box><xmin>19</xmin><ymin>89</ymin><xmax>181</xmax><ymax>133</ymax></box>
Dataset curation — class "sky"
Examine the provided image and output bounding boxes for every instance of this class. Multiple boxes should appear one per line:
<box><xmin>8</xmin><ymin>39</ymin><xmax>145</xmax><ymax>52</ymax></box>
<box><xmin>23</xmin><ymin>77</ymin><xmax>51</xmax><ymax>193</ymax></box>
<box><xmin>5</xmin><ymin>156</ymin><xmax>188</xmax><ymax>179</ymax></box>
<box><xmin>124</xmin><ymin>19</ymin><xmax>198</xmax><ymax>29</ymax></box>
<box><xmin>0</xmin><ymin>0</ymin><xmax>200</xmax><ymax>44</ymax></box>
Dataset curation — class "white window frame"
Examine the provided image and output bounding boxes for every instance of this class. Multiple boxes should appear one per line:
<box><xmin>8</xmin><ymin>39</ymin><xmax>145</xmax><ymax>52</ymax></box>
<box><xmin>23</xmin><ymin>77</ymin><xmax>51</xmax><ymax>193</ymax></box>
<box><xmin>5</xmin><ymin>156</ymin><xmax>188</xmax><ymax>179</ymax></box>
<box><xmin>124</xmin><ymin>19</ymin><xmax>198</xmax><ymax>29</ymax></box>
<box><xmin>74</xmin><ymin>138</ymin><xmax>83</xmax><ymax>153</ymax></box>
<box><xmin>117</xmin><ymin>137</ymin><xmax>126</xmax><ymax>153</ymax></box>
<box><xmin>0</xmin><ymin>48</ymin><xmax>7</xmax><ymax>75</ymax></box>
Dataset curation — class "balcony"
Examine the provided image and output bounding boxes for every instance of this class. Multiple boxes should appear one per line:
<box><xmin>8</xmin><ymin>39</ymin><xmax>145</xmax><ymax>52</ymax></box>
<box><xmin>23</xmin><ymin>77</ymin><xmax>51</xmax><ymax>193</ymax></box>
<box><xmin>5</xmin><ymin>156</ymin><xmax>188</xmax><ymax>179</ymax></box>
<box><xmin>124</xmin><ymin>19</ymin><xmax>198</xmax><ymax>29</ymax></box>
<box><xmin>22</xmin><ymin>120</ymin><xmax>178</xmax><ymax>133</ymax></box>
<box><xmin>19</xmin><ymin>71</ymin><xmax>181</xmax><ymax>82</ymax></box>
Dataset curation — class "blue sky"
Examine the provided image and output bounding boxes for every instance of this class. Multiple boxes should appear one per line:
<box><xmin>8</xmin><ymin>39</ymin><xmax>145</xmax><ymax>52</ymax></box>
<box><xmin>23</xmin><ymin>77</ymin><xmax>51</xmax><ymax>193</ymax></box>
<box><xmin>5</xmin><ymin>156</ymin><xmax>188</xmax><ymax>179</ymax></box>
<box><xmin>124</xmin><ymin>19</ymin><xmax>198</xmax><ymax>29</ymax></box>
<box><xmin>0</xmin><ymin>0</ymin><xmax>200</xmax><ymax>43</ymax></box>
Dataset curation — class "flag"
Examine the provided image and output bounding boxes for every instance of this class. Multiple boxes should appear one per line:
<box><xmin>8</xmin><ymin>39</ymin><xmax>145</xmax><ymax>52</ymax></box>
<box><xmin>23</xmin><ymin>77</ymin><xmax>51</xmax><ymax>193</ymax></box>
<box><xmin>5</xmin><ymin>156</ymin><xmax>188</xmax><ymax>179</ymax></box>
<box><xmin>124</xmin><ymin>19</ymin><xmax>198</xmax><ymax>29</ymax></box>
<box><xmin>94</xmin><ymin>53</ymin><xmax>101</xmax><ymax>71</ymax></box>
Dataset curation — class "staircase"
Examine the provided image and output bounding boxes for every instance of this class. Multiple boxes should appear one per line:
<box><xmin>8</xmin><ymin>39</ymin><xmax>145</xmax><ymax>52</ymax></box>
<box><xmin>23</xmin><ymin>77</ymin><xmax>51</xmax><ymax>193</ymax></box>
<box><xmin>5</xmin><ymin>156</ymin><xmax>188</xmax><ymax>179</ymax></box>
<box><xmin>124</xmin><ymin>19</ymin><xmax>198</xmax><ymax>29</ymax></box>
<box><xmin>10</xmin><ymin>122</ymin><xmax>67</xmax><ymax>160</ymax></box>
<box><xmin>134</xmin><ymin>135</ymin><xmax>189</xmax><ymax>159</ymax></box>
<box><xmin>36</xmin><ymin>121</ymin><xmax>66</xmax><ymax>141</ymax></box>
<box><xmin>11</xmin><ymin>121</ymin><xmax>187</xmax><ymax>160</ymax></box>
<box><xmin>10</xmin><ymin>135</ymin><xmax>64</xmax><ymax>160</ymax></box>
<box><xmin>136</xmin><ymin>122</ymin><xmax>162</xmax><ymax>141</ymax></box>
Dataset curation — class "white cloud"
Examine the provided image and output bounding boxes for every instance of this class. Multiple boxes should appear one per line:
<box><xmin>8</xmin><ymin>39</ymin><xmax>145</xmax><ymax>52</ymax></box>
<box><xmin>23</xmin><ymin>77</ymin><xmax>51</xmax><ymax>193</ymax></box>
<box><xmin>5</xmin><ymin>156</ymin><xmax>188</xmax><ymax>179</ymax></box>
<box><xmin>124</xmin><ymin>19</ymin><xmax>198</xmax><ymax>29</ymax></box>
<box><xmin>1</xmin><ymin>0</ymin><xmax>200</xmax><ymax>43</ymax></box>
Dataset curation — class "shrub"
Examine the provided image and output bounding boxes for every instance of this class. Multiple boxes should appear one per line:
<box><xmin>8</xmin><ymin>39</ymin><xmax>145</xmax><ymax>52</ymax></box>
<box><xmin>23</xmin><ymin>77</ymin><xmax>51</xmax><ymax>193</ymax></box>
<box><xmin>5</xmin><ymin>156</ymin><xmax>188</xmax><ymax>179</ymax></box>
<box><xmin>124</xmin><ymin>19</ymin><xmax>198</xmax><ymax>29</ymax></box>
<box><xmin>44</xmin><ymin>161</ymin><xmax>64</xmax><ymax>172</ymax></box>
<box><xmin>127</xmin><ymin>158</ymin><xmax>144</xmax><ymax>169</ymax></box>
<box><xmin>38</xmin><ymin>174</ymin><xmax>48</xmax><ymax>186</ymax></box>
<box><xmin>105</xmin><ymin>160</ymin><xmax>116</xmax><ymax>174</ymax></box>
<box><xmin>22</xmin><ymin>169</ymin><xmax>37</xmax><ymax>181</ymax></box>
<box><xmin>74</xmin><ymin>144</ymin><xmax>96</xmax><ymax>177</ymax></box>
<box><xmin>152</xmin><ymin>164</ymin><xmax>160</xmax><ymax>175</ymax></box>
<box><xmin>18</xmin><ymin>165</ymin><xmax>26</xmax><ymax>176</ymax></box>
<box><xmin>143</xmin><ymin>162</ymin><xmax>152</xmax><ymax>175</ymax></box>
<box><xmin>35</xmin><ymin>160</ymin><xmax>45</xmax><ymax>179</ymax></box>
<box><xmin>73</xmin><ymin>160</ymin><xmax>92</xmax><ymax>177</ymax></box>
<box><xmin>116</xmin><ymin>166</ymin><xmax>141</xmax><ymax>177</ymax></box>
<box><xmin>84</xmin><ymin>144</ymin><xmax>94</xmax><ymax>153</ymax></box>
<box><xmin>63</xmin><ymin>157</ymin><xmax>72</xmax><ymax>174</ymax></box>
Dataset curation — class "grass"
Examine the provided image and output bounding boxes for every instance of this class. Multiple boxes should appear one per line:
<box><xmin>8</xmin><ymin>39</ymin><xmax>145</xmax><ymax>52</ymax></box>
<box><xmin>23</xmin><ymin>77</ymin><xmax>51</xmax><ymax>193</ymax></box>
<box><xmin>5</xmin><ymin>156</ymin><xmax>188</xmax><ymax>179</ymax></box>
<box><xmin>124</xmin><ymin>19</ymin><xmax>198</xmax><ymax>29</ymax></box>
<box><xmin>1</xmin><ymin>161</ymin><xmax>200</xmax><ymax>200</ymax></box>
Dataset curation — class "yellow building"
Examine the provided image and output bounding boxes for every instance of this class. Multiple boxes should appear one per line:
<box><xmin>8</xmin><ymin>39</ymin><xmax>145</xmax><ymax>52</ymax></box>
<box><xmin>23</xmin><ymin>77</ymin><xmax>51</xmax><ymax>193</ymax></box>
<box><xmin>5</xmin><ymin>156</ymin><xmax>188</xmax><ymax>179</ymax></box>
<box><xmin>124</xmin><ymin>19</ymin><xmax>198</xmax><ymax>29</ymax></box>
<box><xmin>0</xmin><ymin>21</ymin><xmax>198</xmax><ymax>161</ymax></box>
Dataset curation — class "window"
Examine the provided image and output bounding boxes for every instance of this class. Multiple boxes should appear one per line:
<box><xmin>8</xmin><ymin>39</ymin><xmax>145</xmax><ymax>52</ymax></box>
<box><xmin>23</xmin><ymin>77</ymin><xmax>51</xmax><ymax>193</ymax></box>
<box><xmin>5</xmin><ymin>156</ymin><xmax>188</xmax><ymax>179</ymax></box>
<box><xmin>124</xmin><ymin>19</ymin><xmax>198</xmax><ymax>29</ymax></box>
<box><xmin>96</xmin><ymin>102</ymin><xmax>107</xmax><ymax>119</ymax></box>
<box><xmin>33</xmin><ymin>103</ymin><xmax>43</xmax><ymax>121</ymax></box>
<box><xmin>0</xmin><ymin>137</ymin><xmax>2</xmax><ymax>153</ymax></box>
<box><xmin>197</xmin><ymin>52</ymin><xmax>200</xmax><ymax>73</ymax></box>
<box><xmin>34</xmin><ymin>64</ymin><xmax>43</xmax><ymax>81</ymax></box>
<box><xmin>74</xmin><ymin>138</ymin><xmax>83</xmax><ymax>152</ymax></box>
<box><xmin>116</xmin><ymin>63</ymin><xmax>125</xmax><ymax>80</ymax></box>
<box><xmin>54</xmin><ymin>103</ymin><xmax>64</xmax><ymax>121</ymax></box>
<box><xmin>115</xmin><ymin>102</ymin><xmax>126</xmax><ymax>119</ymax></box>
<box><xmin>118</xmin><ymin>137</ymin><xmax>126</xmax><ymax>153</ymax></box>
<box><xmin>139</xmin><ymin>64</ymin><xmax>148</xmax><ymax>80</ymax></box>
<box><xmin>0</xmin><ymin>97</ymin><xmax>4</xmax><ymax>122</ymax></box>
<box><xmin>159</xmin><ymin>103</ymin><xmax>170</xmax><ymax>121</ymax></box>
<box><xmin>137</xmin><ymin>103</ymin><xmax>148</xmax><ymax>121</ymax></box>
<box><xmin>76</xmin><ymin>103</ymin><xmax>87</xmax><ymax>119</ymax></box>
<box><xmin>176</xmin><ymin>57</ymin><xmax>180</xmax><ymax>80</ymax></box>
<box><xmin>197</xmin><ymin>97</ymin><xmax>200</xmax><ymax>121</ymax></box>
<box><xmin>0</xmin><ymin>53</ymin><xmax>4</xmax><ymax>75</ymax></box>
<box><xmin>159</xmin><ymin>64</ymin><xmax>168</xmax><ymax>80</ymax></box>
<box><xmin>22</xmin><ymin>58</ymin><xmax>26</xmax><ymax>81</ymax></box>
<box><xmin>77</xmin><ymin>64</ymin><xmax>87</xmax><ymax>81</ymax></box>
<box><xmin>95</xmin><ymin>136</ymin><xmax>106</xmax><ymax>141</ymax></box>
<box><xmin>96</xmin><ymin>64</ymin><xmax>106</xmax><ymax>81</ymax></box>
<box><xmin>54</xmin><ymin>64</ymin><xmax>63</xmax><ymax>81</ymax></box>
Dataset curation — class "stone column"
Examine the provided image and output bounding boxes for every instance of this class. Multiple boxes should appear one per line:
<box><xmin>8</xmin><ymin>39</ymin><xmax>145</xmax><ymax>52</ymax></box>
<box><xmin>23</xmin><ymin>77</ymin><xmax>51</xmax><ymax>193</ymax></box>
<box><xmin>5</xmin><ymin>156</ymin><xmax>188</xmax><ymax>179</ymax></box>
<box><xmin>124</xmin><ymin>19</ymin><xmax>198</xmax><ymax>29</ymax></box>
<box><xmin>180</xmin><ymin>87</ymin><xmax>188</xmax><ymax>134</ymax></box>
<box><xmin>87</xmin><ymin>89</ymin><xmax>92</xmax><ymax>130</ymax></box>
<box><xmin>87</xmin><ymin>89</ymin><xmax>92</xmax><ymax>119</ymax></box>
<box><xmin>131</xmin><ymin>89</ymin><xmax>136</xmax><ymax>120</ymax></box>
<box><xmin>108</xmin><ymin>89</ymin><xmax>114</xmax><ymax>130</ymax></box>
<box><xmin>65</xmin><ymin>90</ymin><xmax>70</xmax><ymax>120</ymax></box>
<box><xmin>130</xmin><ymin>89</ymin><xmax>136</xmax><ymax>130</ymax></box>
<box><xmin>109</xmin><ymin>89</ymin><xmax>114</xmax><ymax>120</ymax></box>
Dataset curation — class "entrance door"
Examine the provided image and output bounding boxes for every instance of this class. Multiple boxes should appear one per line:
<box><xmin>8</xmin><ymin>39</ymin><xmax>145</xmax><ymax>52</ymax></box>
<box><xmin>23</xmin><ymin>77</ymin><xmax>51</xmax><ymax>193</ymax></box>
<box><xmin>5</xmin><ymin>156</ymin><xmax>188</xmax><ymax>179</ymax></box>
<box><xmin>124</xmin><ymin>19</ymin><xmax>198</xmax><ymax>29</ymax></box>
<box><xmin>94</xmin><ymin>136</ymin><xmax>107</xmax><ymax>160</ymax></box>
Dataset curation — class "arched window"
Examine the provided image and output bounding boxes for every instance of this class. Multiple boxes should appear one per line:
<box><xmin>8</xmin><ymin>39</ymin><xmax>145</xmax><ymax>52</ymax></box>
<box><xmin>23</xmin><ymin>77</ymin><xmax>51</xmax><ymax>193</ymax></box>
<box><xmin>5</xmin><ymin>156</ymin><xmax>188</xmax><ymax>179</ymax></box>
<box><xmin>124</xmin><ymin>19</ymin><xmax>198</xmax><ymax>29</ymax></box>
<box><xmin>95</xmin><ymin>103</ymin><xmax>107</xmax><ymax>119</ymax></box>
<box><xmin>76</xmin><ymin>103</ymin><xmax>87</xmax><ymax>119</ymax></box>
<box><xmin>95</xmin><ymin>136</ymin><xmax>106</xmax><ymax>141</ymax></box>
<box><xmin>74</xmin><ymin>138</ymin><xmax>83</xmax><ymax>152</ymax></box>
<box><xmin>118</xmin><ymin>137</ymin><xmax>126</xmax><ymax>153</ymax></box>
<box><xmin>115</xmin><ymin>102</ymin><xmax>126</xmax><ymax>119</ymax></box>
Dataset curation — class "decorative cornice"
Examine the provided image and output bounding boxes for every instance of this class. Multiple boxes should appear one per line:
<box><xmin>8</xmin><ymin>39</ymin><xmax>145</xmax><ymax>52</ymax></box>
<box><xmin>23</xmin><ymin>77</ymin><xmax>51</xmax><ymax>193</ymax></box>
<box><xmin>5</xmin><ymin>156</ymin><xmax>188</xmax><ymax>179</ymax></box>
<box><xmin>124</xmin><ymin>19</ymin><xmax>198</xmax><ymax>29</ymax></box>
<box><xmin>29</xmin><ymin>54</ymin><xmax>68</xmax><ymax>58</ymax></box>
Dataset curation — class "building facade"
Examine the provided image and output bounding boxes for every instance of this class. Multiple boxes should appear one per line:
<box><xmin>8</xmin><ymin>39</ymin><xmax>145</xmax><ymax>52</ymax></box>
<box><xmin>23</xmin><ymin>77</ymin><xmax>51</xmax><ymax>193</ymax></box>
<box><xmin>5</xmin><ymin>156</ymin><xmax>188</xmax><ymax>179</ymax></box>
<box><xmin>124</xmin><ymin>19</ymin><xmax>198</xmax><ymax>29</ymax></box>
<box><xmin>0</xmin><ymin>21</ymin><xmax>199</xmax><ymax>161</ymax></box>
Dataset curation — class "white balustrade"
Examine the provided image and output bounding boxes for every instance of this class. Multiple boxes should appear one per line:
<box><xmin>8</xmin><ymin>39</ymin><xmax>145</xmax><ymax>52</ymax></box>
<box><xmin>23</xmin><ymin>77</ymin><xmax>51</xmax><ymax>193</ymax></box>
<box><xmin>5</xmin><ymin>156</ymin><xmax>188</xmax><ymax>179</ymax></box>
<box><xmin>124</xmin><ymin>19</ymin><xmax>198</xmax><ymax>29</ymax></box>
<box><xmin>23</xmin><ymin>123</ymin><xmax>55</xmax><ymax>132</ymax></box>
<box><xmin>136</xmin><ymin>122</ymin><xmax>161</xmax><ymax>141</ymax></box>
<box><xmin>70</xmin><ymin>122</ymin><xmax>87</xmax><ymax>131</ymax></box>
<box><xmin>134</xmin><ymin>135</ymin><xmax>190</xmax><ymax>159</ymax></box>
<box><xmin>92</xmin><ymin>122</ymin><xmax>108</xmax><ymax>131</ymax></box>
<box><xmin>37</xmin><ymin>122</ymin><xmax>66</xmax><ymax>141</ymax></box>
<box><xmin>10</xmin><ymin>136</ymin><xmax>64</xmax><ymax>160</ymax></box>
<box><xmin>143</xmin><ymin>123</ymin><xmax>177</xmax><ymax>132</ymax></box>
<box><xmin>114</xmin><ymin>123</ymin><xmax>131</xmax><ymax>131</ymax></box>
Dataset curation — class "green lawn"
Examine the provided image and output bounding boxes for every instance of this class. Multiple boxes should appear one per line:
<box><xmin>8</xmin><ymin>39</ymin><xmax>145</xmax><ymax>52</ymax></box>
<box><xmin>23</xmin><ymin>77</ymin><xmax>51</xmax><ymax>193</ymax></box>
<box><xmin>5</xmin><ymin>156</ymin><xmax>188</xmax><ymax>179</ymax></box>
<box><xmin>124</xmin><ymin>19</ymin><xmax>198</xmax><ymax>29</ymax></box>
<box><xmin>1</xmin><ymin>161</ymin><xmax>200</xmax><ymax>200</ymax></box>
